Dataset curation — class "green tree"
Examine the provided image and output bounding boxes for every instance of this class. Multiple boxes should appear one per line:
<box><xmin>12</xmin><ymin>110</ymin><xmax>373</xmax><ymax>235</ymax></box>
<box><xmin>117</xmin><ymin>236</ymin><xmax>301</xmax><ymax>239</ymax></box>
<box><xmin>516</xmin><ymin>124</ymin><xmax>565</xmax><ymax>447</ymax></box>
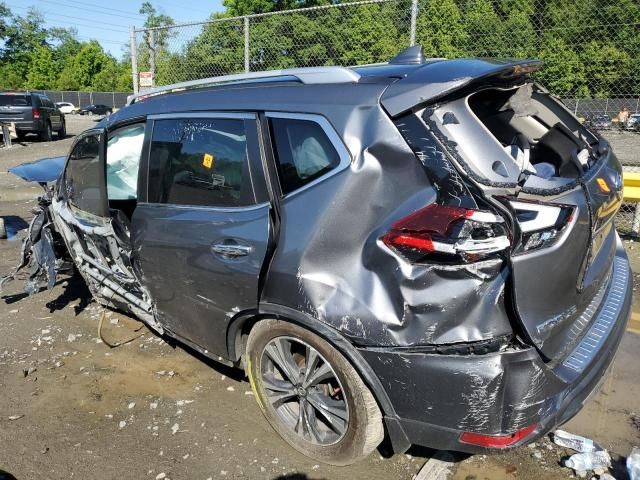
<box><xmin>536</xmin><ymin>36</ymin><xmax>588</xmax><ymax>97</ymax></box>
<box><xmin>415</xmin><ymin>0</ymin><xmax>467</xmax><ymax>58</ymax></box>
<box><xmin>26</xmin><ymin>45</ymin><xmax>57</xmax><ymax>89</ymax></box>
<box><xmin>462</xmin><ymin>0</ymin><xmax>505</xmax><ymax>57</ymax></box>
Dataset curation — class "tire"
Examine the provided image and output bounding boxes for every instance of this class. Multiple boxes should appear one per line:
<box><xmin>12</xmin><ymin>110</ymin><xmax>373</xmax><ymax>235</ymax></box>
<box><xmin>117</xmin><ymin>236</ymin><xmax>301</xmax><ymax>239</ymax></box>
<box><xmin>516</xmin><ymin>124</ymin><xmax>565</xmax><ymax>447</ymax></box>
<box><xmin>39</xmin><ymin>122</ymin><xmax>52</xmax><ymax>142</ymax></box>
<box><xmin>57</xmin><ymin>120</ymin><xmax>66</xmax><ymax>139</ymax></box>
<box><xmin>245</xmin><ymin>319</ymin><xmax>383</xmax><ymax>466</ymax></box>
<box><xmin>16</xmin><ymin>132</ymin><xmax>27</xmax><ymax>142</ymax></box>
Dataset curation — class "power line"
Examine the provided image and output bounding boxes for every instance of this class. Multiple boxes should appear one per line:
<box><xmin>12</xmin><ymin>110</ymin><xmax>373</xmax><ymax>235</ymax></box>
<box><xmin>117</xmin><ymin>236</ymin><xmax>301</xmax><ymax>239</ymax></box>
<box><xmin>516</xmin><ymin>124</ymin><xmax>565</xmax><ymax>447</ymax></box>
<box><xmin>35</xmin><ymin>0</ymin><xmax>145</xmax><ymax>21</ymax></box>
<box><xmin>7</xmin><ymin>3</ymin><xmax>130</xmax><ymax>32</ymax></box>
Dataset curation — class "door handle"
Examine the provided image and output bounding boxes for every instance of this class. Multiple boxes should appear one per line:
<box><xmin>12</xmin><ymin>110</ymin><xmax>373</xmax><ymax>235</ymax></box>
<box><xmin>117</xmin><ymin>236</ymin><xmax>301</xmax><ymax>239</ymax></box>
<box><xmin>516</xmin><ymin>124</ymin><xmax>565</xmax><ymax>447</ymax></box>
<box><xmin>211</xmin><ymin>242</ymin><xmax>253</xmax><ymax>258</ymax></box>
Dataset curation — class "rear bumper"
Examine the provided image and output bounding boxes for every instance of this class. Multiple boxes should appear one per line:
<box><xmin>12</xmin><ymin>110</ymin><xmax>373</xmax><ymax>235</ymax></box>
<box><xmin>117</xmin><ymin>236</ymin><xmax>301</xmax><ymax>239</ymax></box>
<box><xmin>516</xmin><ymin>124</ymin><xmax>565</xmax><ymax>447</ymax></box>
<box><xmin>13</xmin><ymin>120</ymin><xmax>44</xmax><ymax>132</ymax></box>
<box><xmin>359</xmin><ymin>240</ymin><xmax>632</xmax><ymax>454</ymax></box>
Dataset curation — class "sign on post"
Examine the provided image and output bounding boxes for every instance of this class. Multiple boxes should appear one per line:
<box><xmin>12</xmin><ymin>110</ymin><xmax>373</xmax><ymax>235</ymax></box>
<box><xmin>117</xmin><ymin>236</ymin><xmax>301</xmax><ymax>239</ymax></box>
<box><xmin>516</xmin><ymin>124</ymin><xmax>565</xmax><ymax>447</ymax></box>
<box><xmin>139</xmin><ymin>71</ymin><xmax>154</xmax><ymax>90</ymax></box>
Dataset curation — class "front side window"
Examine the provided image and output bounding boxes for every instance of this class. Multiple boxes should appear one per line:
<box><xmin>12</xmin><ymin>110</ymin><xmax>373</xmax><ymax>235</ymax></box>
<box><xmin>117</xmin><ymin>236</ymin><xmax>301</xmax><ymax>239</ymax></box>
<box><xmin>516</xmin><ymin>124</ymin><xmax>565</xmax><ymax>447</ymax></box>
<box><xmin>148</xmin><ymin>118</ymin><xmax>252</xmax><ymax>207</ymax></box>
<box><xmin>269</xmin><ymin>117</ymin><xmax>341</xmax><ymax>195</ymax></box>
<box><xmin>65</xmin><ymin>133</ymin><xmax>104</xmax><ymax>215</ymax></box>
<box><xmin>106</xmin><ymin>124</ymin><xmax>145</xmax><ymax>200</ymax></box>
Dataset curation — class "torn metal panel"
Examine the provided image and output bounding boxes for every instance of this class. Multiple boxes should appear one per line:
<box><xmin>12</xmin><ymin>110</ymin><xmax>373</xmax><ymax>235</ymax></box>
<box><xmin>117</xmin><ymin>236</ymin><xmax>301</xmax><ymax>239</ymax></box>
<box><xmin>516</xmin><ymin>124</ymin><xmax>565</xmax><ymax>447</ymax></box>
<box><xmin>0</xmin><ymin>194</ymin><xmax>65</xmax><ymax>295</ymax></box>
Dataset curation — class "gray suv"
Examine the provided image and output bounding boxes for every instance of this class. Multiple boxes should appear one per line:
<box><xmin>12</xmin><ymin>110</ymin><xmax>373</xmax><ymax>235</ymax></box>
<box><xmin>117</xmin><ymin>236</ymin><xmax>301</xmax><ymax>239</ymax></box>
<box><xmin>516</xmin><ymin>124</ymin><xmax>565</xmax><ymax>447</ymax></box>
<box><xmin>3</xmin><ymin>46</ymin><xmax>632</xmax><ymax>465</ymax></box>
<box><xmin>0</xmin><ymin>92</ymin><xmax>66</xmax><ymax>141</ymax></box>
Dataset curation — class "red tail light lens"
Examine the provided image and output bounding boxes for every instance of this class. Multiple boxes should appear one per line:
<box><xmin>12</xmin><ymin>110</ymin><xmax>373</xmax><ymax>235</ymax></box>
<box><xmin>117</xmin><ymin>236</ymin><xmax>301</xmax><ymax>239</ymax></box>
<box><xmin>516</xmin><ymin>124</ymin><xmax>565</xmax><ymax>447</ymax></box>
<box><xmin>32</xmin><ymin>108</ymin><xmax>41</xmax><ymax>119</ymax></box>
<box><xmin>382</xmin><ymin>203</ymin><xmax>510</xmax><ymax>263</ymax></box>
<box><xmin>459</xmin><ymin>423</ymin><xmax>537</xmax><ymax>448</ymax></box>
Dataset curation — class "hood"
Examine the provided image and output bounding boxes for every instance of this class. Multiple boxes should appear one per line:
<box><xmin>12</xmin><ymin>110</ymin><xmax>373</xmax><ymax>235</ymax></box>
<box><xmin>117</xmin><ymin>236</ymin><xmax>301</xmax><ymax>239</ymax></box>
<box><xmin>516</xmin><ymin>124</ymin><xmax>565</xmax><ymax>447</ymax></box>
<box><xmin>9</xmin><ymin>155</ymin><xmax>66</xmax><ymax>183</ymax></box>
<box><xmin>380</xmin><ymin>58</ymin><xmax>543</xmax><ymax>117</ymax></box>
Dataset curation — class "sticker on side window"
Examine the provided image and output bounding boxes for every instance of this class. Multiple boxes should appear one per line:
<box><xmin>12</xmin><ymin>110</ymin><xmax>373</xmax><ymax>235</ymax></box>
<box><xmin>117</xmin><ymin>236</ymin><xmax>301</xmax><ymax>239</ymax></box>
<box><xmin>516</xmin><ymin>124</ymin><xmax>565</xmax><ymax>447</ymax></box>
<box><xmin>202</xmin><ymin>153</ymin><xmax>214</xmax><ymax>169</ymax></box>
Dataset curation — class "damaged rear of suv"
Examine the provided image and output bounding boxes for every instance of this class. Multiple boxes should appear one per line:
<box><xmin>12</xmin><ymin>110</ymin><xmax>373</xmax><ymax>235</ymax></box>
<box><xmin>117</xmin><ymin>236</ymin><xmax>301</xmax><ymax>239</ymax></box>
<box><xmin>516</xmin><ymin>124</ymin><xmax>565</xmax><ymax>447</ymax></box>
<box><xmin>2</xmin><ymin>46</ymin><xmax>632</xmax><ymax>465</ymax></box>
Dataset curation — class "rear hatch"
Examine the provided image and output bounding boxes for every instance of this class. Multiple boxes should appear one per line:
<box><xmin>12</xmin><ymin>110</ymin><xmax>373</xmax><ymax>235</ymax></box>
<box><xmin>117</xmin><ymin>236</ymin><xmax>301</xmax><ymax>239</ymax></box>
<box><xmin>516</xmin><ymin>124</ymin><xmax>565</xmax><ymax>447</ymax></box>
<box><xmin>509</xmin><ymin>148</ymin><xmax>622</xmax><ymax>360</ymax></box>
<box><xmin>381</xmin><ymin>58</ymin><xmax>624</xmax><ymax>360</ymax></box>
<box><xmin>0</xmin><ymin>93</ymin><xmax>33</xmax><ymax>123</ymax></box>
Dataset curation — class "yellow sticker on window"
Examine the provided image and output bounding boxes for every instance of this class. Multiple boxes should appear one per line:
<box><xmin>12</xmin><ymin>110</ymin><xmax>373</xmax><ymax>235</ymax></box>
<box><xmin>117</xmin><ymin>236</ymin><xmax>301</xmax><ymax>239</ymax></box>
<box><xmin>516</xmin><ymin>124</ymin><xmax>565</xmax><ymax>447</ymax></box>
<box><xmin>202</xmin><ymin>153</ymin><xmax>214</xmax><ymax>169</ymax></box>
<box><xmin>596</xmin><ymin>177</ymin><xmax>610</xmax><ymax>193</ymax></box>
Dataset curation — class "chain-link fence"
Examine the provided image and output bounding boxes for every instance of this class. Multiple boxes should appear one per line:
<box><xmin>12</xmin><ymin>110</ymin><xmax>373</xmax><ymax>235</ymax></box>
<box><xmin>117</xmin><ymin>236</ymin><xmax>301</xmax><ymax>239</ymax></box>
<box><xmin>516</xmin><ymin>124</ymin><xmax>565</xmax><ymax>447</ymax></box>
<box><xmin>131</xmin><ymin>0</ymin><xmax>640</xmax><ymax>234</ymax></box>
<box><xmin>25</xmin><ymin>90</ymin><xmax>131</xmax><ymax>109</ymax></box>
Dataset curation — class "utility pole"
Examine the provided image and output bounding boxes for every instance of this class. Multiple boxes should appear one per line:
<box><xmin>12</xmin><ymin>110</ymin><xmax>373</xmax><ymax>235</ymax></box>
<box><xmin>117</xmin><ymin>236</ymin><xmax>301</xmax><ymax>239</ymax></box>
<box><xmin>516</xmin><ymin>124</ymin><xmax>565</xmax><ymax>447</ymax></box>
<box><xmin>130</xmin><ymin>25</ymin><xmax>139</xmax><ymax>94</ymax></box>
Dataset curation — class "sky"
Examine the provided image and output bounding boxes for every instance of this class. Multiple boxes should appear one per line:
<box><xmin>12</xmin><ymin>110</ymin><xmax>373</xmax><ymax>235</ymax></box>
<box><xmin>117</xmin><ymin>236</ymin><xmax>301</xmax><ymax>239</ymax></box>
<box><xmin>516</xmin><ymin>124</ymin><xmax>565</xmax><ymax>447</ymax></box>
<box><xmin>4</xmin><ymin>0</ymin><xmax>226</xmax><ymax>57</ymax></box>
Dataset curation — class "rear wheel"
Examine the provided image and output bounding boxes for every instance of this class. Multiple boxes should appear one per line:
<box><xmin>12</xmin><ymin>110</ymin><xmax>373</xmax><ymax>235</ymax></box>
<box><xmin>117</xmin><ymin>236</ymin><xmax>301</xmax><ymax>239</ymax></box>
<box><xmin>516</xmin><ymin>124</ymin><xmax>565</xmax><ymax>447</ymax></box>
<box><xmin>245</xmin><ymin>320</ymin><xmax>383</xmax><ymax>466</ymax></box>
<box><xmin>39</xmin><ymin>122</ymin><xmax>52</xmax><ymax>142</ymax></box>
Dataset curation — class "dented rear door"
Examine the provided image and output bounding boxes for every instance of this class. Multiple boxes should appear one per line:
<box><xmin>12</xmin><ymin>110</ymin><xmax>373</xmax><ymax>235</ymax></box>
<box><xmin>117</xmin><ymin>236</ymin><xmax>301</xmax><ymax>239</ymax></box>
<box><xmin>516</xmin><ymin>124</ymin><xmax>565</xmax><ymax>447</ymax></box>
<box><xmin>132</xmin><ymin>113</ymin><xmax>271</xmax><ymax>356</ymax></box>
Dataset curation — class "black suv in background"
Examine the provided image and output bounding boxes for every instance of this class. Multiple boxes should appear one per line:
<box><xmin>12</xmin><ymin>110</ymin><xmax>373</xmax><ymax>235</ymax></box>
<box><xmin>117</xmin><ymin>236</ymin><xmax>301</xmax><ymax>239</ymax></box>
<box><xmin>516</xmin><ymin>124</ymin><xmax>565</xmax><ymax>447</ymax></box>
<box><xmin>0</xmin><ymin>92</ymin><xmax>66</xmax><ymax>141</ymax></box>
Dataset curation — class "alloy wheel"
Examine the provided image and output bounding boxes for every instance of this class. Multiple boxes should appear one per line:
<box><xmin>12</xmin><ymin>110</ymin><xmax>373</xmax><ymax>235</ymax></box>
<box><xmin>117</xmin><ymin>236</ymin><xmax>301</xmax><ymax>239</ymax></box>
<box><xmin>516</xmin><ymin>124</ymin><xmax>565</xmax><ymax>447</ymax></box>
<box><xmin>260</xmin><ymin>336</ymin><xmax>349</xmax><ymax>446</ymax></box>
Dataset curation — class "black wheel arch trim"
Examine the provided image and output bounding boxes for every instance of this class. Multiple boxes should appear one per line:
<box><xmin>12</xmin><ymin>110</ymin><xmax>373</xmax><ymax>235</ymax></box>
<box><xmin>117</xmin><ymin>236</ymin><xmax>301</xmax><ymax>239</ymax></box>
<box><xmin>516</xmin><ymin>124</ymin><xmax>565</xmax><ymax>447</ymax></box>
<box><xmin>226</xmin><ymin>302</ymin><xmax>412</xmax><ymax>454</ymax></box>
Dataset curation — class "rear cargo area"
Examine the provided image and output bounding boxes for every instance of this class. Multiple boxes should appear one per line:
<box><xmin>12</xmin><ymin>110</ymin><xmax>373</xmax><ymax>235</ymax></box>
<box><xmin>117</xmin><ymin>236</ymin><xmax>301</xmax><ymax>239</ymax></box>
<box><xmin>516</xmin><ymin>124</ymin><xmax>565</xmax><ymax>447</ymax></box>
<box><xmin>421</xmin><ymin>81</ymin><xmax>624</xmax><ymax>361</ymax></box>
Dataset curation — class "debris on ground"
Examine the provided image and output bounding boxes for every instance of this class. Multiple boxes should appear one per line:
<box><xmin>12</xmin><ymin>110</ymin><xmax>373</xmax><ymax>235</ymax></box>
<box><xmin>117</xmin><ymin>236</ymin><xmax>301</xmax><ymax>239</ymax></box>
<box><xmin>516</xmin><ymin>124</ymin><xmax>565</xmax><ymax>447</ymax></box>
<box><xmin>564</xmin><ymin>449</ymin><xmax>611</xmax><ymax>477</ymax></box>
<box><xmin>8</xmin><ymin>414</ymin><xmax>24</xmax><ymax>421</ymax></box>
<box><xmin>413</xmin><ymin>451</ymin><xmax>455</xmax><ymax>480</ymax></box>
<box><xmin>552</xmin><ymin>429</ymin><xmax>596</xmax><ymax>453</ymax></box>
<box><xmin>553</xmin><ymin>430</ymin><xmax>612</xmax><ymax>477</ymax></box>
<box><xmin>628</xmin><ymin>446</ymin><xmax>640</xmax><ymax>480</ymax></box>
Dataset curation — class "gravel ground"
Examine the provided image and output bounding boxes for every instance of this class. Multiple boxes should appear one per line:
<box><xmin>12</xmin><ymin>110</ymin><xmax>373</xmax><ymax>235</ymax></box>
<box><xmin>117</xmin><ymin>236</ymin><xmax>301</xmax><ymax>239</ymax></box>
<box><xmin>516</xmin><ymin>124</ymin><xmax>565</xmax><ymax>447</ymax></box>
<box><xmin>0</xmin><ymin>116</ymin><xmax>639</xmax><ymax>480</ymax></box>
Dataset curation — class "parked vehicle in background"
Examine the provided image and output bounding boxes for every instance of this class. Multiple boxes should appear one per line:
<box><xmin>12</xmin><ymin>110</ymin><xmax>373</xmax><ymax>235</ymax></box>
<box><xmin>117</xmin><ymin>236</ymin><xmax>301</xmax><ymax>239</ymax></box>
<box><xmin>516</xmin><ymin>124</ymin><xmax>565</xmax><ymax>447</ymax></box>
<box><xmin>55</xmin><ymin>102</ymin><xmax>76</xmax><ymax>114</ymax></box>
<box><xmin>0</xmin><ymin>92</ymin><xmax>66</xmax><ymax>141</ymax></box>
<box><xmin>79</xmin><ymin>104</ymin><xmax>112</xmax><ymax>116</ymax></box>
<box><xmin>586</xmin><ymin>114</ymin><xmax>612</xmax><ymax>130</ymax></box>
<box><xmin>627</xmin><ymin>113</ymin><xmax>640</xmax><ymax>131</ymax></box>
<box><xmin>3</xmin><ymin>47</ymin><xmax>632</xmax><ymax>465</ymax></box>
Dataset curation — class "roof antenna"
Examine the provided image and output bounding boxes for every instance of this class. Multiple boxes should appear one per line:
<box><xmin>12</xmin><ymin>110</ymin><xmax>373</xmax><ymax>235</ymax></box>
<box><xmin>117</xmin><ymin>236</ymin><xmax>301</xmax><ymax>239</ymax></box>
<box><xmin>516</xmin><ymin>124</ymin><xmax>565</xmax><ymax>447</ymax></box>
<box><xmin>389</xmin><ymin>45</ymin><xmax>426</xmax><ymax>65</ymax></box>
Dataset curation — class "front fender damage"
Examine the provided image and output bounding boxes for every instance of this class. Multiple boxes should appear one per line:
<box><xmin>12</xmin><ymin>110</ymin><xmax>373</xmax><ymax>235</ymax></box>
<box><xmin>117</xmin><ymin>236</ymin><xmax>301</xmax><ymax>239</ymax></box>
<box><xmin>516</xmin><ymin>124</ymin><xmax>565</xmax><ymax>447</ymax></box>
<box><xmin>1</xmin><ymin>195</ymin><xmax>65</xmax><ymax>295</ymax></box>
<box><xmin>2</xmin><ymin>194</ymin><xmax>162</xmax><ymax>336</ymax></box>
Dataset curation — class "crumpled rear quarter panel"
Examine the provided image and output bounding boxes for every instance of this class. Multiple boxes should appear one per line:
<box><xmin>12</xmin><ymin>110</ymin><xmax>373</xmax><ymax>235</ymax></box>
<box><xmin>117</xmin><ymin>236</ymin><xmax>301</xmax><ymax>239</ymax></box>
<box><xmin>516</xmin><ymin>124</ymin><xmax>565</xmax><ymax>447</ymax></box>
<box><xmin>261</xmin><ymin>105</ymin><xmax>513</xmax><ymax>347</ymax></box>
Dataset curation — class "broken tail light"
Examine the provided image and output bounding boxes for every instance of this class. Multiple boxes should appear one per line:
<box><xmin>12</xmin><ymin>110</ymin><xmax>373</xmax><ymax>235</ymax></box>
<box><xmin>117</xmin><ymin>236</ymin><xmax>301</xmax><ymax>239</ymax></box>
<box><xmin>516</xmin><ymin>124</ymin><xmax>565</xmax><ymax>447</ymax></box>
<box><xmin>382</xmin><ymin>204</ymin><xmax>510</xmax><ymax>263</ymax></box>
<box><xmin>32</xmin><ymin>108</ymin><xmax>41</xmax><ymax>119</ymax></box>
<box><xmin>459</xmin><ymin>423</ymin><xmax>537</xmax><ymax>448</ymax></box>
<box><xmin>510</xmin><ymin>200</ymin><xmax>574</xmax><ymax>254</ymax></box>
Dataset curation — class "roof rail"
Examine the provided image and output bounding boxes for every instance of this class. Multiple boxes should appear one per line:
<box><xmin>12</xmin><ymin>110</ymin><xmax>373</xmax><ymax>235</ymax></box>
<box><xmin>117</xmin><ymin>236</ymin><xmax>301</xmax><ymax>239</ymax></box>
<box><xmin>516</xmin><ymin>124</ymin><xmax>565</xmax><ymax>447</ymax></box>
<box><xmin>126</xmin><ymin>66</ymin><xmax>361</xmax><ymax>105</ymax></box>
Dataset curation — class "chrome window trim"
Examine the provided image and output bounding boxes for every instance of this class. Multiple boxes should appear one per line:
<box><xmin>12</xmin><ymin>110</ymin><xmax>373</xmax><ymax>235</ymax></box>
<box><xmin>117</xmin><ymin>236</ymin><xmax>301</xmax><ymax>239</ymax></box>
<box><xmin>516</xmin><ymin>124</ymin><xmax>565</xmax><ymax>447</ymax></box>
<box><xmin>265</xmin><ymin>111</ymin><xmax>352</xmax><ymax>200</ymax></box>
<box><xmin>148</xmin><ymin>112</ymin><xmax>256</xmax><ymax>120</ymax></box>
<box><xmin>138</xmin><ymin>200</ymin><xmax>270</xmax><ymax>213</ymax></box>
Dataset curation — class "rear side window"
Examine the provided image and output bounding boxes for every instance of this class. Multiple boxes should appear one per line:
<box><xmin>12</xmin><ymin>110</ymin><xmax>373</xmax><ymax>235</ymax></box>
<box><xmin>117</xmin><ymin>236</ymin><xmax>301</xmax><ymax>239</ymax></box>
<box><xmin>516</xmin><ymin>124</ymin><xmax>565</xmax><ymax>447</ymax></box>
<box><xmin>0</xmin><ymin>94</ymin><xmax>31</xmax><ymax>106</ymax></box>
<box><xmin>269</xmin><ymin>117</ymin><xmax>341</xmax><ymax>195</ymax></box>
<box><xmin>65</xmin><ymin>133</ymin><xmax>104</xmax><ymax>215</ymax></box>
<box><xmin>148</xmin><ymin>118</ymin><xmax>253</xmax><ymax>207</ymax></box>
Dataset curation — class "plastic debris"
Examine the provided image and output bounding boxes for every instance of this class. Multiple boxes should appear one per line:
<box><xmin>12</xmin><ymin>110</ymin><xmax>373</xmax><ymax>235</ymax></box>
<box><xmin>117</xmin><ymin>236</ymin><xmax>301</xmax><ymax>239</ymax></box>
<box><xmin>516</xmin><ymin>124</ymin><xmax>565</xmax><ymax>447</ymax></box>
<box><xmin>564</xmin><ymin>450</ymin><xmax>611</xmax><ymax>473</ymax></box>
<box><xmin>628</xmin><ymin>447</ymin><xmax>640</xmax><ymax>480</ymax></box>
<box><xmin>552</xmin><ymin>430</ymin><xmax>596</xmax><ymax>453</ymax></box>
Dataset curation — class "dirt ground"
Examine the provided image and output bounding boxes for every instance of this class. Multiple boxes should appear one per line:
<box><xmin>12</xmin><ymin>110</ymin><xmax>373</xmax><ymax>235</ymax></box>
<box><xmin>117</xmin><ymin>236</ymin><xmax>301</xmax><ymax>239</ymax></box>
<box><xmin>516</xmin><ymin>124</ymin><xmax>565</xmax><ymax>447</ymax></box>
<box><xmin>0</xmin><ymin>116</ymin><xmax>639</xmax><ymax>480</ymax></box>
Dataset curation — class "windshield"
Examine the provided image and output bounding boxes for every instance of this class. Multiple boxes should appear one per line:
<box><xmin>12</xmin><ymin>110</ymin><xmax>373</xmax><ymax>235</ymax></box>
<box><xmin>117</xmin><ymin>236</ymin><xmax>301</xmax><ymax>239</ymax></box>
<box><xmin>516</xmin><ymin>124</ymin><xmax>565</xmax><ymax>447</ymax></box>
<box><xmin>0</xmin><ymin>94</ymin><xmax>31</xmax><ymax>107</ymax></box>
